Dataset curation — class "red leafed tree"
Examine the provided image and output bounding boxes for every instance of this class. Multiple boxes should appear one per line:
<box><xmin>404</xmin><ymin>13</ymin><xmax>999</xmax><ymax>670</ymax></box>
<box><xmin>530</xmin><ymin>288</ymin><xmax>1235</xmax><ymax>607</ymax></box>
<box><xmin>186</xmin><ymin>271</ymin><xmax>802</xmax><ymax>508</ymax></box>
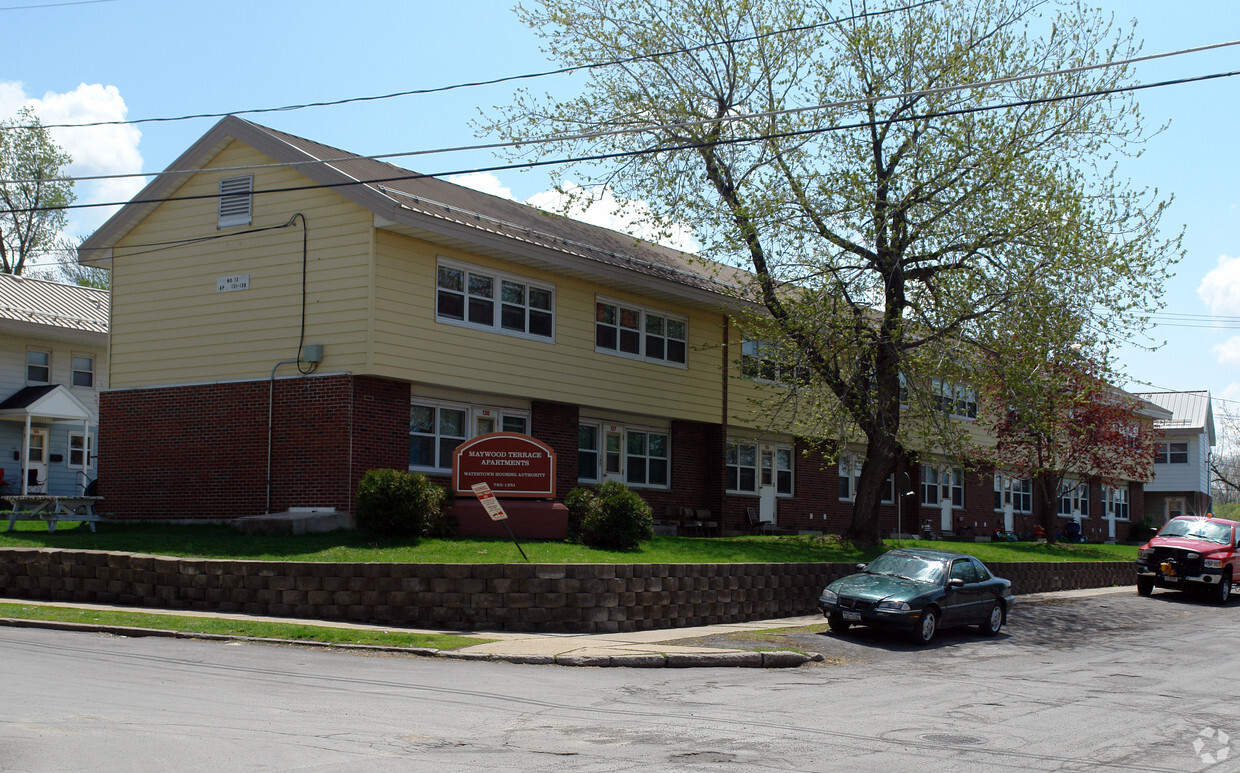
<box><xmin>980</xmin><ymin>354</ymin><xmax>1160</xmax><ymax>543</ymax></box>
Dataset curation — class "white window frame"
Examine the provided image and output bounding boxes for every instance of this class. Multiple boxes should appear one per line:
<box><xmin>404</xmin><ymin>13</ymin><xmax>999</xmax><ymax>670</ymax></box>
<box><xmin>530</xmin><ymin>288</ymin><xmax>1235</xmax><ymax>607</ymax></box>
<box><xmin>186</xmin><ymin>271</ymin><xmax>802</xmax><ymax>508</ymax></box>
<box><xmin>71</xmin><ymin>353</ymin><xmax>95</xmax><ymax>389</ymax></box>
<box><xmin>409</xmin><ymin>401</ymin><xmax>469</xmax><ymax>472</ymax></box>
<box><xmin>578</xmin><ymin>423</ymin><xmax>601</xmax><ymax>482</ymax></box>
<box><xmin>726</xmin><ymin>440</ymin><xmax>759</xmax><ymax>494</ymax></box>
<box><xmin>68</xmin><ymin>432</ymin><xmax>94</xmax><ymax>470</ymax></box>
<box><xmin>932</xmin><ymin>379</ymin><xmax>977</xmax><ymax>420</ymax></box>
<box><xmin>773</xmin><ymin>446</ymin><xmax>794</xmax><ymax>496</ymax></box>
<box><xmin>839</xmin><ymin>452</ymin><xmax>894</xmax><ymax>503</ymax></box>
<box><xmin>436</xmin><ymin>258</ymin><xmax>555</xmax><ymax>342</ymax></box>
<box><xmin>595</xmin><ymin>297</ymin><xmax>687</xmax><ymax>367</ymax></box>
<box><xmin>217</xmin><ymin>175</ymin><xmax>253</xmax><ymax>228</ymax></box>
<box><xmin>921</xmin><ymin>463</ymin><xmax>964</xmax><ymax>508</ymax></box>
<box><xmin>1058</xmin><ymin>479</ymin><xmax>1090</xmax><ymax>517</ymax></box>
<box><xmin>1103</xmin><ymin>484</ymin><xmax>1130</xmax><ymax>521</ymax></box>
<box><xmin>993</xmin><ymin>473</ymin><xmax>1033</xmax><ymax>514</ymax></box>
<box><xmin>1154</xmin><ymin>442</ymin><xmax>1188</xmax><ymax>464</ymax></box>
<box><xmin>26</xmin><ymin>348</ymin><xmax>50</xmax><ymax>385</ymax></box>
<box><xmin>624</xmin><ymin>428</ymin><xmax>670</xmax><ymax>488</ymax></box>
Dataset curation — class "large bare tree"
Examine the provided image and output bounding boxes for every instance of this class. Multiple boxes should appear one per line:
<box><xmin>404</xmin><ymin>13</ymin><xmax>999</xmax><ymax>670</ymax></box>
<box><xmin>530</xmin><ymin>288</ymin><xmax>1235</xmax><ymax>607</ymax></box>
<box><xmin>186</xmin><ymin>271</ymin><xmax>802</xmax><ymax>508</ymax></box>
<box><xmin>0</xmin><ymin>106</ymin><xmax>75</xmax><ymax>275</ymax></box>
<box><xmin>488</xmin><ymin>0</ymin><xmax>1180</xmax><ymax>543</ymax></box>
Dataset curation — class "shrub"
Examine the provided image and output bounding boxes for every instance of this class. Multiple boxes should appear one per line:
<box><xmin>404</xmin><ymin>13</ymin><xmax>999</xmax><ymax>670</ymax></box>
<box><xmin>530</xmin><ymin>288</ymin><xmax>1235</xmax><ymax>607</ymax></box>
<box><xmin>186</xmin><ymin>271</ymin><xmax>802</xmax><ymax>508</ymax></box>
<box><xmin>566</xmin><ymin>480</ymin><xmax>654</xmax><ymax>551</ymax></box>
<box><xmin>354</xmin><ymin>469</ymin><xmax>447</xmax><ymax>538</ymax></box>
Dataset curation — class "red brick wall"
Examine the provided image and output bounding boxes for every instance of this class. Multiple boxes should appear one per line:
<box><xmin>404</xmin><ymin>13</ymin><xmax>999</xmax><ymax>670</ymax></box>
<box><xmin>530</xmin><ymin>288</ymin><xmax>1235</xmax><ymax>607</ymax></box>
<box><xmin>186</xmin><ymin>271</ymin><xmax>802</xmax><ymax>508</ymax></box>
<box><xmin>531</xmin><ymin>400</ymin><xmax>578</xmax><ymax>501</ymax></box>
<box><xmin>99</xmin><ymin>374</ymin><xmax>411</xmax><ymax>520</ymax></box>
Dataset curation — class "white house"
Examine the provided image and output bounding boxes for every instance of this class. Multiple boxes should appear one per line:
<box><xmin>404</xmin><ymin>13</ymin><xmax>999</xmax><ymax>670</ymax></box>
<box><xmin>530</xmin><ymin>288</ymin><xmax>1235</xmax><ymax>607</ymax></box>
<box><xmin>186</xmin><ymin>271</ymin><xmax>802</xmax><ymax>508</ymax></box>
<box><xmin>0</xmin><ymin>273</ymin><xmax>108</xmax><ymax>496</ymax></box>
<box><xmin>1134</xmin><ymin>390</ymin><xmax>1215</xmax><ymax>523</ymax></box>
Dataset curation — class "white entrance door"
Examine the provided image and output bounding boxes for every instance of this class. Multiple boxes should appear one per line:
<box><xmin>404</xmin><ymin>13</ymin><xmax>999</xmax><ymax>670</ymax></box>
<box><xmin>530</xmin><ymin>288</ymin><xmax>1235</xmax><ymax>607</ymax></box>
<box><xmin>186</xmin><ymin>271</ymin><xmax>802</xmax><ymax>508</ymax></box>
<box><xmin>602</xmin><ymin>428</ymin><xmax>624</xmax><ymax>482</ymax></box>
<box><xmin>26</xmin><ymin>428</ymin><xmax>49</xmax><ymax>493</ymax></box>
<box><xmin>758</xmin><ymin>448</ymin><xmax>777</xmax><ymax>525</ymax></box>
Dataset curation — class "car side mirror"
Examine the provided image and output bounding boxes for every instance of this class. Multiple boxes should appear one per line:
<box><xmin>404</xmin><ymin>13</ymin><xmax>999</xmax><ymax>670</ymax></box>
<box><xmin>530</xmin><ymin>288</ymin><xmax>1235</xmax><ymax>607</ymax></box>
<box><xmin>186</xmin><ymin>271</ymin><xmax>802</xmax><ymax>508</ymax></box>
<box><xmin>949</xmin><ymin>578</ymin><xmax>965</xmax><ymax>588</ymax></box>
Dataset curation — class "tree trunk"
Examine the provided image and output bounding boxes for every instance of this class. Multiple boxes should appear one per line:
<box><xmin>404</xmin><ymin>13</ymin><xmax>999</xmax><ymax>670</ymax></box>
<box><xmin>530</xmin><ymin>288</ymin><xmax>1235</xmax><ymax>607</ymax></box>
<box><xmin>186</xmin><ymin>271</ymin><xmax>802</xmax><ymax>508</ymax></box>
<box><xmin>844</xmin><ymin>437</ymin><xmax>901</xmax><ymax>545</ymax></box>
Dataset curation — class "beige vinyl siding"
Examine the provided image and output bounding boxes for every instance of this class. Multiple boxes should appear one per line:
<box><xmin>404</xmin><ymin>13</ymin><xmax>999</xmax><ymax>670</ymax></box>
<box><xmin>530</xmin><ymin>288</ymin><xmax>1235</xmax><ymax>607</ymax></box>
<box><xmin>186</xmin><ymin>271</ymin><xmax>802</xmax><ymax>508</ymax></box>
<box><xmin>108</xmin><ymin>141</ymin><xmax>374</xmax><ymax>387</ymax></box>
<box><xmin>372</xmin><ymin>230</ymin><xmax>724</xmax><ymax>424</ymax></box>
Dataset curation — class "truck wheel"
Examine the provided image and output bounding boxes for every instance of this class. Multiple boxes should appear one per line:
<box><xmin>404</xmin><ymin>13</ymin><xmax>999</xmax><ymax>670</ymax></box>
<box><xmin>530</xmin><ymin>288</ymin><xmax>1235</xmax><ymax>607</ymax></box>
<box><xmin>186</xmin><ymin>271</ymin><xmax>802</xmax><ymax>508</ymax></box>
<box><xmin>1212</xmin><ymin>570</ymin><xmax>1232</xmax><ymax>605</ymax></box>
<box><xmin>1136</xmin><ymin>576</ymin><xmax>1154</xmax><ymax>596</ymax></box>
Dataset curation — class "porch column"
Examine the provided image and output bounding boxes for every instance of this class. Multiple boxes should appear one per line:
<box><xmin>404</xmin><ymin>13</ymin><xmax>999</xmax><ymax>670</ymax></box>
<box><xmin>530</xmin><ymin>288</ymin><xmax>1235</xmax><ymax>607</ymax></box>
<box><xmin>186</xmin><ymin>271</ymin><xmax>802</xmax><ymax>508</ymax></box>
<box><xmin>20</xmin><ymin>414</ymin><xmax>31</xmax><ymax>496</ymax></box>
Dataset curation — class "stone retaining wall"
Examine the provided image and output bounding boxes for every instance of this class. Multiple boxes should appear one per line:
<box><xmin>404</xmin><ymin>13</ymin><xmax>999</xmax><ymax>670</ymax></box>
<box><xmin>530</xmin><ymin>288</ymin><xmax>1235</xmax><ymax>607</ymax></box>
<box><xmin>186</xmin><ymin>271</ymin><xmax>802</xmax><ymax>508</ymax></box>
<box><xmin>0</xmin><ymin>549</ymin><xmax>1133</xmax><ymax>633</ymax></box>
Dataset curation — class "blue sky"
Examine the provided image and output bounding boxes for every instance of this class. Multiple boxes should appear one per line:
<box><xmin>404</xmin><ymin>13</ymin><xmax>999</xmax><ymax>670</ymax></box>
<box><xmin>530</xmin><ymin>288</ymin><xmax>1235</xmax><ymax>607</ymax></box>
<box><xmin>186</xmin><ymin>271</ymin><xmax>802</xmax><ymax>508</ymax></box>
<box><xmin>4</xmin><ymin>0</ymin><xmax>1238</xmax><ymax>413</ymax></box>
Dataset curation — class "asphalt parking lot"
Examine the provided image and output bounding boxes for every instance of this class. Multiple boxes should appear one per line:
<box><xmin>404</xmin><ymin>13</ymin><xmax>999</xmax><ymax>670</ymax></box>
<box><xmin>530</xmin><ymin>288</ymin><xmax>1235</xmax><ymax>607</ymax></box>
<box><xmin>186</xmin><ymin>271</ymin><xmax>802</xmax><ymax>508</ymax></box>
<box><xmin>677</xmin><ymin>586</ymin><xmax>1224</xmax><ymax>663</ymax></box>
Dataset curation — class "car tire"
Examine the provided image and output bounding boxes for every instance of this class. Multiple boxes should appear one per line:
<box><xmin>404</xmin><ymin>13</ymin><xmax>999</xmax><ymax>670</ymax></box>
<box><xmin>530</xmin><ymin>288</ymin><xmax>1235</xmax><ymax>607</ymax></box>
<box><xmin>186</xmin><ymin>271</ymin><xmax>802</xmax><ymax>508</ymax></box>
<box><xmin>977</xmin><ymin>602</ymin><xmax>1003</xmax><ymax>636</ymax></box>
<box><xmin>911</xmin><ymin>608</ymin><xmax>938</xmax><ymax>645</ymax></box>
<box><xmin>1212</xmin><ymin>570</ymin><xmax>1232</xmax><ymax>605</ymax></box>
<box><xmin>1136</xmin><ymin>576</ymin><xmax>1154</xmax><ymax>596</ymax></box>
<box><xmin>827</xmin><ymin>613</ymin><xmax>852</xmax><ymax>633</ymax></box>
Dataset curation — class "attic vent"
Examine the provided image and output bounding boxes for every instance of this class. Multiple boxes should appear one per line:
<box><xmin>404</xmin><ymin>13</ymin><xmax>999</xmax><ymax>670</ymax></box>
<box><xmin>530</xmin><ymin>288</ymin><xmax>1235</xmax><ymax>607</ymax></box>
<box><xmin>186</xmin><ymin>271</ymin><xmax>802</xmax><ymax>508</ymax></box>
<box><xmin>218</xmin><ymin>175</ymin><xmax>253</xmax><ymax>228</ymax></box>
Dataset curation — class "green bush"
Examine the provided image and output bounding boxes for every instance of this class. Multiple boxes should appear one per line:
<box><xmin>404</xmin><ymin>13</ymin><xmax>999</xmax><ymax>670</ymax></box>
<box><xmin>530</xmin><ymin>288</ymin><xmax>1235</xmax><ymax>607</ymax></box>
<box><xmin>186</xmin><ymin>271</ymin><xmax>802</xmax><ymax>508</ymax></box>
<box><xmin>566</xmin><ymin>480</ymin><xmax>654</xmax><ymax>551</ymax></box>
<box><xmin>354</xmin><ymin>469</ymin><xmax>447</xmax><ymax>538</ymax></box>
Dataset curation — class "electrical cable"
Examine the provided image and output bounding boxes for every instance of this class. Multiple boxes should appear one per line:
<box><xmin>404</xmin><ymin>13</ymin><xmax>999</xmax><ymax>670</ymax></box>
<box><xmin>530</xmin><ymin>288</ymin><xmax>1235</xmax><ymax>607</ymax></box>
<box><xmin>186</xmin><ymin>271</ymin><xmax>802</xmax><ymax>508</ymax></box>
<box><xmin>14</xmin><ymin>65</ymin><xmax>1236</xmax><ymax>221</ymax></box>
<box><xmin>5</xmin><ymin>0</ymin><xmax>945</xmax><ymax>132</ymax></box>
<box><xmin>8</xmin><ymin>36</ymin><xmax>1239</xmax><ymax>188</ymax></box>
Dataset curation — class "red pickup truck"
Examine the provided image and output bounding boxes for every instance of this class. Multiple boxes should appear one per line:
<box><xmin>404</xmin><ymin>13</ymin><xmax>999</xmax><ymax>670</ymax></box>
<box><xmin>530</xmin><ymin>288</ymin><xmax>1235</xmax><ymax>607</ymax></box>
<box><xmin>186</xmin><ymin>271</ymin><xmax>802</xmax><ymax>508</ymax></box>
<box><xmin>1136</xmin><ymin>515</ymin><xmax>1240</xmax><ymax>604</ymax></box>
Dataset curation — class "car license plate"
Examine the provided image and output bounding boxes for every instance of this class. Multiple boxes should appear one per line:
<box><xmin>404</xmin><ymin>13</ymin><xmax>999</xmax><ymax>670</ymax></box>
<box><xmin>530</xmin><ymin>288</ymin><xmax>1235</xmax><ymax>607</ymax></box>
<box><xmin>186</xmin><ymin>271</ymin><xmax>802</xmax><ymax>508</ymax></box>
<box><xmin>843</xmin><ymin>611</ymin><xmax>861</xmax><ymax>622</ymax></box>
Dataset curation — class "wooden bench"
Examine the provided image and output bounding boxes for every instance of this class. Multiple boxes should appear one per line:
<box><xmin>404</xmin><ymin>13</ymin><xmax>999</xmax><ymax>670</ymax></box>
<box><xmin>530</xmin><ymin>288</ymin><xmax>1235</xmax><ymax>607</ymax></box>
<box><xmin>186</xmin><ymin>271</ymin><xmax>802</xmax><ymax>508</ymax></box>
<box><xmin>3</xmin><ymin>496</ymin><xmax>103</xmax><ymax>533</ymax></box>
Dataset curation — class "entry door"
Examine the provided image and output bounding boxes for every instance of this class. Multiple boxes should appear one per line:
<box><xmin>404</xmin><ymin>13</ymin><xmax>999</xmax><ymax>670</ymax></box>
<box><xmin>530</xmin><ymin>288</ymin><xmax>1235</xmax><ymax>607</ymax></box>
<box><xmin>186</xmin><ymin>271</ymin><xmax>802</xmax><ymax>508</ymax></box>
<box><xmin>758</xmin><ymin>448</ymin><xmax>777</xmax><ymax>524</ymax></box>
<box><xmin>1165</xmin><ymin>497</ymin><xmax>1184</xmax><ymax>525</ymax></box>
<box><xmin>26</xmin><ymin>428</ymin><xmax>48</xmax><ymax>493</ymax></box>
<box><xmin>602</xmin><ymin>428</ymin><xmax>624</xmax><ymax>482</ymax></box>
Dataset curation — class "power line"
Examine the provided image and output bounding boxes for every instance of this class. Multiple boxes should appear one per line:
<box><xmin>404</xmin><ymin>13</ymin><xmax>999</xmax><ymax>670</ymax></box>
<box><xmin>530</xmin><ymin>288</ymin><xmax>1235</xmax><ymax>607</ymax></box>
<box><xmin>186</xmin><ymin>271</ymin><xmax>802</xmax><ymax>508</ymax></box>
<box><xmin>7</xmin><ymin>36</ymin><xmax>1239</xmax><ymax>189</ymax></box>
<box><xmin>14</xmin><ymin>65</ymin><xmax>1235</xmax><ymax>221</ymax></box>
<box><xmin>4</xmin><ymin>0</ymin><xmax>944</xmax><ymax>132</ymax></box>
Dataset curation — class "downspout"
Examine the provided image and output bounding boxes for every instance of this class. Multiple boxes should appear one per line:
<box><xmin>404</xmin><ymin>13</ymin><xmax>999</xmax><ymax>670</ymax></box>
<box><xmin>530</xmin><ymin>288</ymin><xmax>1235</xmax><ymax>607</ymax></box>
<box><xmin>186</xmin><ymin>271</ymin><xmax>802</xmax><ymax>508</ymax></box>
<box><xmin>266</xmin><ymin>359</ymin><xmax>302</xmax><ymax>514</ymax></box>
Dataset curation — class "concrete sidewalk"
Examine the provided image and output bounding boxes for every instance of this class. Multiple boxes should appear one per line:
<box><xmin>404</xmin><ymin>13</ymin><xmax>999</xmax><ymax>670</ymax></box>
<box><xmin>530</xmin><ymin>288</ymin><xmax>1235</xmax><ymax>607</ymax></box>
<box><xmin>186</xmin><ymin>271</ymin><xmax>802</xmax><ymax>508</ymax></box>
<box><xmin>0</xmin><ymin>586</ymin><xmax>1131</xmax><ymax>669</ymax></box>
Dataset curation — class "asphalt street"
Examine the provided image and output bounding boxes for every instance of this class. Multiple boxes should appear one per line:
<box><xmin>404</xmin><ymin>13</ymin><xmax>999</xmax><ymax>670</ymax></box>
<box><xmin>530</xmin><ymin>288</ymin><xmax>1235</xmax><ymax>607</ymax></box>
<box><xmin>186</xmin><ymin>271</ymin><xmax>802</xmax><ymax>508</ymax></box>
<box><xmin>1</xmin><ymin>588</ymin><xmax>1238</xmax><ymax>772</ymax></box>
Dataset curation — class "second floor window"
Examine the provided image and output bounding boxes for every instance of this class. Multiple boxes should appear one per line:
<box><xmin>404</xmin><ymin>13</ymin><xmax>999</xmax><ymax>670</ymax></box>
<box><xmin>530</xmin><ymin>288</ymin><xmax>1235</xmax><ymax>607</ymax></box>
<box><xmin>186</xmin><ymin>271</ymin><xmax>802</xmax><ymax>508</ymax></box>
<box><xmin>595</xmin><ymin>300</ymin><xmax>686</xmax><ymax>365</ymax></box>
<box><xmin>436</xmin><ymin>261</ymin><xmax>554</xmax><ymax>340</ymax></box>
<box><xmin>72</xmin><ymin>355</ymin><xmax>95</xmax><ymax>388</ymax></box>
<box><xmin>1154</xmin><ymin>442</ymin><xmax>1188</xmax><ymax>464</ymax></box>
<box><xmin>27</xmin><ymin>350</ymin><xmax>50</xmax><ymax>384</ymax></box>
<box><xmin>932</xmin><ymin>379</ymin><xmax>977</xmax><ymax>419</ymax></box>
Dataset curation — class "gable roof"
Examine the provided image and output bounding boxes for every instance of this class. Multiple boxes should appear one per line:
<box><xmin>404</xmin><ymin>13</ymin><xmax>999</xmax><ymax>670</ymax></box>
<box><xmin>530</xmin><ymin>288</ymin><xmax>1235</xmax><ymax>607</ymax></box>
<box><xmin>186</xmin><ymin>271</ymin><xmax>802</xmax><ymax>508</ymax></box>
<box><xmin>1133</xmin><ymin>390</ymin><xmax>1215</xmax><ymax>445</ymax></box>
<box><xmin>0</xmin><ymin>384</ymin><xmax>92</xmax><ymax>423</ymax></box>
<box><xmin>79</xmin><ymin>116</ymin><xmax>749</xmax><ymax>311</ymax></box>
<box><xmin>0</xmin><ymin>272</ymin><xmax>108</xmax><ymax>343</ymax></box>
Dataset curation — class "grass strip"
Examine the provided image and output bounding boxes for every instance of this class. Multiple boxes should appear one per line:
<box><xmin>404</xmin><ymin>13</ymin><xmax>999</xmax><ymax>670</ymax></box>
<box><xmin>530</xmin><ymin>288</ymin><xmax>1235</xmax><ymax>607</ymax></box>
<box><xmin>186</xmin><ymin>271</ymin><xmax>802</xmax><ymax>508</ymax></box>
<box><xmin>0</xmin><ymin>603</ymin><xmax>494</xmax><ymax>650</ymax></box>
<box><xmin>0</xmin><ymin>523</ymin><xmax>1137</xmax><ymax>564</ymax></box>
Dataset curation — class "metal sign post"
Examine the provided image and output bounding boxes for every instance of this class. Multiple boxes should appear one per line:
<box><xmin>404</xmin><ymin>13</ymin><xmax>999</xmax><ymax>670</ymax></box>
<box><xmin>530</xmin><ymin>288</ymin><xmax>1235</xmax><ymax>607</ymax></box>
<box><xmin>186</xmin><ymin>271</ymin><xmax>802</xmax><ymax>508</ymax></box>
<box><xmin>471</xmin><ymin>482</ymin><xmax>528</xmax><ymax>561</ymax></box>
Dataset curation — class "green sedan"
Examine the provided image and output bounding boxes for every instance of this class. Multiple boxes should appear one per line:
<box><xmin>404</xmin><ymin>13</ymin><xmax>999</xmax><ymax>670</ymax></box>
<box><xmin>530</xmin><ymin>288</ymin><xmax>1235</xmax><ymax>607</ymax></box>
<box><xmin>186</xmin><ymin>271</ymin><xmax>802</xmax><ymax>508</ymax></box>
<box><xmin>817</xmin><ymin>548</ymin><xmax>1014</xmax><ymax>645</ymax></box>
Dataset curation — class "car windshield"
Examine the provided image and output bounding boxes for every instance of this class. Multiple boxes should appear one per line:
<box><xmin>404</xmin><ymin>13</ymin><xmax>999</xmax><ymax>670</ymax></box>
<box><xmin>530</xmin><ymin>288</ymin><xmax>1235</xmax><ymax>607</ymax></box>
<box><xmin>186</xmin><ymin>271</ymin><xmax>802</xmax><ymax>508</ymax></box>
<box><xmin>863</xmin><ymin>552</ymin><xmax>946</xmax><ymax>584</ymax></box>
<box><xmin>1158</xmin><ymin>519</ymin><xmax>1233</xmax><ymax>545</ymax></box>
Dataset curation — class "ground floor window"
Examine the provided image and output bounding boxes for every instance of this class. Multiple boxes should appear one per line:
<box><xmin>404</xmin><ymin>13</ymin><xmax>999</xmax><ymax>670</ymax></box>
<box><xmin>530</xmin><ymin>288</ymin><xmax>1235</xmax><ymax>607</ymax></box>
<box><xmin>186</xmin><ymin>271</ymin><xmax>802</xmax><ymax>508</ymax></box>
<box><xmin>726</xmin><ymin>441</ymin><xmax>758</xmax><ymax>493</ymax></box>
<box><xmin>1103</xmin><ymin>484</ymin><xmax>1130</xmax><ymax>521</ymax></box>
<box><xmin>68</xmin><ymin>432</ymin><xmax>94</xmax><ymax>470</ymax></box>
<box><xmin>1058</xmin><ymin>479</ymin><xmax>1090</xmax><ymax>517</ymax></box>
<box><xmin>410</xmin><ymin>403</ymin><xmax>467</xmax><ymax>470</ymax></box>
<box><xmin>578</xmin><ymin>424</ymin><xmax>600</xmax><ymax>482</ymax></box>
<box><xmin>626</xmin><ymin>430</ymin><xmax>669</xmax><ymax>487</ymax></box>
<box><xmin>728</xmin><ymin>440</ymin><xmax>793</xmax><ymax>495</ymax></box>
<box><xmin>993</xmin><ymin>474</ymin><xmax>1033</xmax><ymax>513</ymax></box>
<box><xmin>581</xmin><ymin>423</ymin><xmax>670</xmax><ymax>488</ymax></box>
<box><xmin>921</xmin><ymin>464</ymin><xmax>963</xmax><ymax>508</ymax></box>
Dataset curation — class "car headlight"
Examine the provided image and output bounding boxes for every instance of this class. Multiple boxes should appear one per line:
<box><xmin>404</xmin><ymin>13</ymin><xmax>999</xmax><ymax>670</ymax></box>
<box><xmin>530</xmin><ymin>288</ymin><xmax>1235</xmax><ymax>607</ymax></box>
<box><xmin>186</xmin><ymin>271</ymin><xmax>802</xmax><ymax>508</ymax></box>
<box><xmin>876</xmin><ymin>600</ymin><xmax>911</xmax><ymax>612</ymax></box>
<box><xmin>819</xmin><ymin>589</ymin><xmax>839</xmax><ymax>605</ymax></box>
<box><xmin>1204</xmin><ymin>559</ymin><xmax>1223</xmax><ymax>569</ymax></box>
<box><xmin>1138</xmin><ymin>548</ymin><xmax>1152</xmax><ymax>559</ymax></box>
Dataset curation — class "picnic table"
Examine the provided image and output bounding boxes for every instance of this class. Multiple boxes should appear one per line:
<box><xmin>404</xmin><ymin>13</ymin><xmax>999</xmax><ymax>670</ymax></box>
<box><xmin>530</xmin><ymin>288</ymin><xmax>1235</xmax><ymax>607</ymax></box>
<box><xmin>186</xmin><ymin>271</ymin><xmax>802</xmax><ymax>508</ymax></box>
<box><xmin>2</xmin><ymin>496</ymin><xmax>103</xmax><ymax>533</ymax></box>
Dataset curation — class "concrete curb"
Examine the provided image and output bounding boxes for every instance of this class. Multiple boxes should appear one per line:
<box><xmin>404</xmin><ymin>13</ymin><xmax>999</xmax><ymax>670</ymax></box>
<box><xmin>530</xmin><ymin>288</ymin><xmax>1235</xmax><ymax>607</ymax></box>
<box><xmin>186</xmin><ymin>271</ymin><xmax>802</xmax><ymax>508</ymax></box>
<box><xmin>0</xmin><ymin>617</ymin><xmax>824</xmax><ymax>668</ymax></box>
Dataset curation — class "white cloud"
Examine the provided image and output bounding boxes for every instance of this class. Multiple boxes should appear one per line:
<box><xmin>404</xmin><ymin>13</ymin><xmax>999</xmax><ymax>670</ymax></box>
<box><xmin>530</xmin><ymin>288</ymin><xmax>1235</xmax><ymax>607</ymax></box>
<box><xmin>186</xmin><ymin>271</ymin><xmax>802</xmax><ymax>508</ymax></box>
<box><xmin>526</xmin><ymin>182</ymin><xmax>700</xmax><ymax>254</ymax></box>
<box><xmin>445</xmin><ymin>171</ymin><xmax>515</xmax><ymax>200</ymax></box>
<box><xmin>1213</xmin><ymin>336</ymin><xmax>1240</xmax><ymax>368</ymax></box>
<box><xmin>1198</xmin><ymin>254</ymin><xmax>1240</xmax><ymax>316</ymax></box>
<box><xmin>446</xmin><ymin>173</ymin><xmax>701</xmax><ymax>255</ymax></box>
<box><xmin>1</xmin><ymin>81</ymin><xmax>144</xmax><ymax>245</ymax></box>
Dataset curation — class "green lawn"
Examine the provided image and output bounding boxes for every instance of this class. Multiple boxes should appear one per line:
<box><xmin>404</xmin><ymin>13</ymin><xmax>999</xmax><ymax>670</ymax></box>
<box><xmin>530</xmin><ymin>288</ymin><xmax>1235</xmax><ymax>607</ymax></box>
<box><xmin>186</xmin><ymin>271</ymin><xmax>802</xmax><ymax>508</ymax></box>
<box><xmin>0</xmin><ymin>522</ymin><xmax>1135</xmax><ymax>563</ymax></box>
<box><xmin>0</xmin><ymin>602</ymin><xmax>492</xmax><ymax>649</ymax></box>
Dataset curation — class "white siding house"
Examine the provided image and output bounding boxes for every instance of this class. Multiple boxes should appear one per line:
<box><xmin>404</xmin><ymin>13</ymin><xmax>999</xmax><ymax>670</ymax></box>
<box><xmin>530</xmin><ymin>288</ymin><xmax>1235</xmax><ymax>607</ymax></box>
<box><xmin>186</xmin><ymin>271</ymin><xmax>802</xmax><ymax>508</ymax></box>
<box><xmin>1135</xmin><ymin>390</ymin><xmax>1215</xmax><ymax>523</ymax></box>
<box><xmin>0</xmin><ymin>274</ymin><xmax>108</xmax><ymax>496</ymax></box>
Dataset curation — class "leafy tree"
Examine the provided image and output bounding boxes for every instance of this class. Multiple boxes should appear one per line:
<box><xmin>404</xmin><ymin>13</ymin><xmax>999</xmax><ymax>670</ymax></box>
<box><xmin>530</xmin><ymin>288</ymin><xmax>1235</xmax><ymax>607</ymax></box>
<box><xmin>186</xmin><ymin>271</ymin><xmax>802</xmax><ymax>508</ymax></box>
<box><xmin>0</xmin><ymin>106</ymin><xmax>75</xmax><ymax>275</ymax></box>
<box><xmin>489</xmin><ymin>0</ymin><xmax>1179</xmax><ymax>544</ymax></box>
<box><xmin>978</xmin><ymin>341</ymin><xmax>1160</xmax><ymax>543</ymax></box>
